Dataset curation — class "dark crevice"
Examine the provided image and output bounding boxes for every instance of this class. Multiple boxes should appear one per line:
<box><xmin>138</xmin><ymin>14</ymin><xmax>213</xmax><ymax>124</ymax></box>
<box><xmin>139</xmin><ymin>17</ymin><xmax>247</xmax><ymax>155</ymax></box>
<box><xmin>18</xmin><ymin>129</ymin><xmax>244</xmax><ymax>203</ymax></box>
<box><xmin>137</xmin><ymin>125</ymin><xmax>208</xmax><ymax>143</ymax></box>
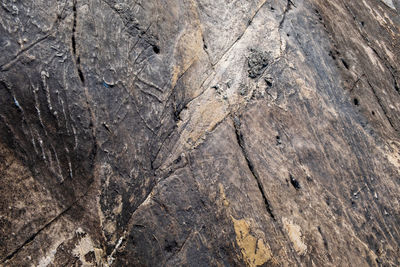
<box><xmin>71</xmin><ymin>0</ymin><xmax>85</xmax><ymax>84</ymax></box>
<box><xmin>394</xmin><ymin>79</ymin><xmax>399</xmax><ymax>94</ymax></box>
<box><xmin>78</xmin><ymin>67</ymin><xmax>85</xmax><ymax>83</ymax></box>
<box><xmin>232</xmin><ymin>116</ymin><xmax>275</xmax><ymax>221</ymax></box>
<box><xmin>328</xmin><ymin>50</ymin><xmax>336</xmax><ymax>60</ymax></box>
<box><xmin>72</xmin><ymin>0</ymin><xmax>77</xmax><ymax>56</ymax></box>
<box><xmin>289</xmin><ymin>174</ymin><xmax>301</xmax><ymax>190</ymax></box>
<box><xmin>202</xmin><ymin>36</ymin><xmax>208</xmax><ymax>50</ymax></box>
<box><xmin>276</xmin><ymin>135</ymin><xmax>282</xmax><ymax>145</ymax></box>
<box><xmin>152</xmin><ymin>45</ymin><xmax>160</xmax><ymax>54</ymax></box>
<box><xmin>150</xmin><ymin>126</ymin><xmax>176</xmax><ymax>170</ymax></box>
<box><xmin>173</xmin><ymin>105</ymin><xmax>186</xmax><ymax>122</ymax></box>
<box><xmin>317</xmin><ymin>226</ymin><xmax>329</xmax><ymax>251</ymax></box>
<box><xmin>341</xmin><ymin>58</ymin><xmax>349</xmax><ymax>69</ymax></box>
<box><xmin>201</xmin><ymin>35</ymin><xmax>212</xmax><ymax>65</ymax></box>
<box><xmin>71</xmin><ymin>35</ymin><xmax>76</xmax><ymax>55</ymax></box>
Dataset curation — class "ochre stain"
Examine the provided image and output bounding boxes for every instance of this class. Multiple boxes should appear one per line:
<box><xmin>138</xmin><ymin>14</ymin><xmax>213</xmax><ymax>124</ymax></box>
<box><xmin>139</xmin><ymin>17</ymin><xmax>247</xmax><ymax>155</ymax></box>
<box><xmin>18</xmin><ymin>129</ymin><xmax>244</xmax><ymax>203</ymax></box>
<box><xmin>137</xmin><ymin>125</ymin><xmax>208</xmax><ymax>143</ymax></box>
<box><xmin>186</xmin><ymin>98</ymin><xmax>227</xmax><ymax>146</ymax></box>
<box><xmin>231</xmin><ymin>216</ymin><xmax>272</xmax><ymax>267</ymax></box>
<box><xmin>171</xmin><ymin>0</ymin><xmax>203</xmax><ymax>89</ymax></box>
<box><xmin>219</xmin><ymin>183</ymin><xmax>230</xmax><ymax>207</ymax></box>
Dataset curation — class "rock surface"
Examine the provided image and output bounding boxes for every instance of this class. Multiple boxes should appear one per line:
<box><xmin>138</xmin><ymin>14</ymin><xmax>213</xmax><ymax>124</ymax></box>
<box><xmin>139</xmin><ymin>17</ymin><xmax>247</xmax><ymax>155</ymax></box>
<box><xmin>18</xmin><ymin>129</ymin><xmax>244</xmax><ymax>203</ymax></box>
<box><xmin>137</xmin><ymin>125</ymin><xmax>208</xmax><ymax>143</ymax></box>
<box><xmin>0</xmin><ymin>0</ymin><xmax>399</xmax><ymax>266</ymax></box>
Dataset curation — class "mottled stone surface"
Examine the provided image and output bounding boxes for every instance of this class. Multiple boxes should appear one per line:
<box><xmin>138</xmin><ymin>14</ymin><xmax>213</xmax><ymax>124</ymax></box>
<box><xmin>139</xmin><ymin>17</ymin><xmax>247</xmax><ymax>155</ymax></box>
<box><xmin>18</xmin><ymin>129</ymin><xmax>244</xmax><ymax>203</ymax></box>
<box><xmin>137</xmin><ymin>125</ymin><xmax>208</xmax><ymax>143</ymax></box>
<box><xmin>0</xmin><ymin>0</ymin><xmax>399</xmax><ymax>266</ymax></box>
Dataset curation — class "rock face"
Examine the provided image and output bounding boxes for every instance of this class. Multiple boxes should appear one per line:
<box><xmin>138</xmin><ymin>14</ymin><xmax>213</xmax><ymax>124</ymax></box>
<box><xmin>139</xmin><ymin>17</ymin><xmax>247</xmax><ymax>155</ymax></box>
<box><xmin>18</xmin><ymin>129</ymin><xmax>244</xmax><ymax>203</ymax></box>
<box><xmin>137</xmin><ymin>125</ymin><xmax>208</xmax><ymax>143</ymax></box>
<box><xmin>0</xmin><ymin>0</ymin><xmax>399</xmax><ymax>266</ymax></box>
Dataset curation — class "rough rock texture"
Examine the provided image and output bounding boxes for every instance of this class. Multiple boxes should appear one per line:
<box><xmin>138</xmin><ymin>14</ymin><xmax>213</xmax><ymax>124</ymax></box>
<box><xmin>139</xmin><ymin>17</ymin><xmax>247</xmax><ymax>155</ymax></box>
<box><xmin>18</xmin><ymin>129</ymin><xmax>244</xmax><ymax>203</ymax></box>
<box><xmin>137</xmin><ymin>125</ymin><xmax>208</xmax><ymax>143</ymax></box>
<box><xmin>0</xmin><ymin>0</ymin><xmax>399</xmax><ymax>266</ymax></box>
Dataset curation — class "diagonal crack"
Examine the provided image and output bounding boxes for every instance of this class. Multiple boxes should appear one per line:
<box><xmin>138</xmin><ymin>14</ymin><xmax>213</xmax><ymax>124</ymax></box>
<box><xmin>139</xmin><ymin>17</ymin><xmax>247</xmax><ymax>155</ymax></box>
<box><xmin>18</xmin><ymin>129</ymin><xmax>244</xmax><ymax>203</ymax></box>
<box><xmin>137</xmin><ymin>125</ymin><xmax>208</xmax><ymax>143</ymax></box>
<box><xmin>278</xmin><ymin>0</ymin><xmax>296</xmax><ymax>55</ymax></box>
<box><xmin>118</xmin><ymin>82</ymin><xmax>157</xmax><ymax>135</ymax></box>
<box><xmin>210</xmin><ymin>0</ymin><xmax>269</xmax><ymax>67</ymax></box>
<box><xmin>279</xmin><ymin>0</ymin><xmax>296</xmax><ymax>29</ymax></box>
<box><xmin>232</xmin><ymin>115</ymin><xmax>305</xmax><ymax>266</ymax></box>
<box><xmin>0</xmin><ymin>0</ymin><xmax>69</xmax><ymax>71</ymax></box>
<box><xmin>1</xmin><ymin>206</ymin><xmax>73</xmax><ymax>263</ymax></box>
<box><xmin>232</xmin><ymin>116</ymin><xmax>276</xmax><ymax>220</ymax></box>
<box><xmin>349</xmin><ymin>74</ymin><xmax>365</xmax><ymax>93</ymax></box>
<box><xmin>1</xmin><ymin>179</ymin><xmax>95</xmax><ymax>264</ymax></box>
<box><xmin>71</xmin><ymin>0</ymin><xmax>85</xmax><ymax>84</ymax></box>
<box><xmin>0</xmin><ymin>34</ymin><xmax>51</xmax><ymax>71</ymax></box>
<box><xmin>342</xmin><ymin>1</ymin><xmax>400</xmax><ymax>97</ymax></box>
<box><xmin>99</xmin><ymin>0</ymin><xmax>156</xmax><ymax>48</ymax></box>
<box><xmin>365</xmin><ymin>78</ymin><xmax>398</xmax><ymax>133</ymax></box>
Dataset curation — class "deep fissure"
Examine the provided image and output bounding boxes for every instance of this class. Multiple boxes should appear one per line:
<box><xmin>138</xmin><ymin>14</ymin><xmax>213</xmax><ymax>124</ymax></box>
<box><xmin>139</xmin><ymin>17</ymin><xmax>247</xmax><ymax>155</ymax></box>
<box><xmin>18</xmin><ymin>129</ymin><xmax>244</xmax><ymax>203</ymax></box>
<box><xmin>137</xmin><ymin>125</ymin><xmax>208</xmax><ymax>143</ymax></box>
<box><xmin>233</xmin><ymin>117</ymin><xmax>276</xmax><ymax>221</ymax></box>
<box><xmin>72</xmin><ymin>0</ymin><xmax>85</xmax><ymax>84</ymax></box>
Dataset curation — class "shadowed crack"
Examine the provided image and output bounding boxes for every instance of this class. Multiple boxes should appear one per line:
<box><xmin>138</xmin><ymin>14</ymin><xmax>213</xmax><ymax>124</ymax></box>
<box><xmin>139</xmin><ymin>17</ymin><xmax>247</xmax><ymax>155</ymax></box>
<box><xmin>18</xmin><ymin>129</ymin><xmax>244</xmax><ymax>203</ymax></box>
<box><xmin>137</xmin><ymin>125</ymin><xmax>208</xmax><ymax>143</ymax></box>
<box><xmin>72</xmin><ymin>0</ymin><xmax>85</xmax><ymax>84</ymax></box>
<box><xmin>232</xmin><ymin>116</ymin><xmax>276</xmax><ymax>220</ymax></box>
<box><xmin>232</xmin><ymin>115</ymin><xmax>303</xmax><ymax>266</ymax></box>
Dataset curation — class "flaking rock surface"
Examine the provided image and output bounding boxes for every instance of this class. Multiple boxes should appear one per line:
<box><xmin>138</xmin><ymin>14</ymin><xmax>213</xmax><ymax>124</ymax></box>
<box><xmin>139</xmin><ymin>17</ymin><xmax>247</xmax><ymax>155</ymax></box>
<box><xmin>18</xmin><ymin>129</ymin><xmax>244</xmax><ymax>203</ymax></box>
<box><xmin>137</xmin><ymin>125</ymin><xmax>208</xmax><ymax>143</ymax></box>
<box><xmin>0</xmin><ymin>0</ymin><xmax>400</xmax><ymax>266</ymax></box>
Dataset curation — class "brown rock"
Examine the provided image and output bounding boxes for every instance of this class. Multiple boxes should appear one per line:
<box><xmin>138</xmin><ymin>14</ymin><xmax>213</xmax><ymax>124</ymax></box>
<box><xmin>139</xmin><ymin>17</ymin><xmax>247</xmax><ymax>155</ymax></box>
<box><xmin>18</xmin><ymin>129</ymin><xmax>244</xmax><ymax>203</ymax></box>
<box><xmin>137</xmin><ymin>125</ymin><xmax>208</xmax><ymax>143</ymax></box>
<box><xmin>0</xmin><ymin>0</ymin><xmax>399</xmax><ymax>266</ymax></box>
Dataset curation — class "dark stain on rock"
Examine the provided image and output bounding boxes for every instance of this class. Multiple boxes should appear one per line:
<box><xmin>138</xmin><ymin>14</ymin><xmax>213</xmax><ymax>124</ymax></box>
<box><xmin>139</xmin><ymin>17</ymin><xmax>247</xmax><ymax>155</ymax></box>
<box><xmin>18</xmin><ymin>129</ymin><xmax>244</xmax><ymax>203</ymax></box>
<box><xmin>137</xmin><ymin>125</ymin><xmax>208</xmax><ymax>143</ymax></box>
<box><xmin>289</xmin><ymin>174</ymin><xmax>301</xmax><ymax>190</ymax></box>
<box><xmin>265</xmin><ymin>77</ymin><xmax>273</xmax><ymax>87</ymax></box>
<box><xmin>84</xmin><ymin>251</ymin><xmax>95</xmax><ymax>263</ymax></box>
<box><xmin>152</xmin><ymin>45</ymin><xmax>160</xmax><ymax>54</ymax></box>
<box><xmin>164</xmin><ymin>239</ymin><xmax>178</xmax><ymax>252</ymax></box>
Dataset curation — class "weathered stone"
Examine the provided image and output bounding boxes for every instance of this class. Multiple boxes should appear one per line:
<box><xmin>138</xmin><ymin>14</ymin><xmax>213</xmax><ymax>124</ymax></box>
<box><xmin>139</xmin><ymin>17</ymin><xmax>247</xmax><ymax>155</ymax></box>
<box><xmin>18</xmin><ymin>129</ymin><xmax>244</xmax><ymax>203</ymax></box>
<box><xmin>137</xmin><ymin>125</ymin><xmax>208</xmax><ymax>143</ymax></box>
<box><xmin>0</xmin><ymin>0</ymin><xmax>399</xmax><ymax>266</ymax></box>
